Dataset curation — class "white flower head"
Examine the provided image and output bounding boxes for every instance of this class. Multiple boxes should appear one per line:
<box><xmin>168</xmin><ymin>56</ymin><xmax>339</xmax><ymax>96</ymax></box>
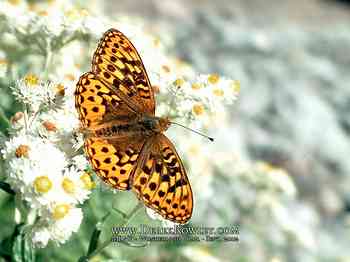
<box><xmin>60</xmin><ymin>168</ymin><xmax>93</xmax><ymax>204</ymax></box>
<box><xmin>30</xmin><ymin>204</ymin><xmax>83</xmax><ymax>247</ymax></box>
<box><xmin>189</xmin><ymin>74</ymin><xmax>240</xmax><ymax>105</ymax></box>
<box><xmin>1</xmin><ymin>133</ymin><xmax>69</xmax><ymax>205</ymax></box>
<box><xmin>25</xmin><ymin>168</ymin><xmax>92</xmax><ymax>209</ymax></box>
<box><xmin>63</xmin><ymin>7</ymin><xmax>107</xmax><ymax>36</ymax></box>
<box><xmin>30</xmin><ymin>226</ymin><xmax>51</xmax><ymax>248</ymax></box>
<box><xmin>34</xmin><ymin>11</ymin><xmax>65</xmax><ymax>37</ymax></box>
<box><xmin>0</xmin><ymin>1</ymin><xmax>34</xmax><ymax>33</ymax></box>
<box><xmin>48</xmin><ymin>204</ymin><xmax>83</xmax><ymax>245</ymax></box>
<box><xmin>11</xmin><ymin>74</ymin><xmax>58</xmax><ymax>112</ymax></box>
<box><xmin>72</xmin><ymin>154</ymin><xmax>89</xmax><ymax>171</ymax></box>
<box><xmin>36</xmin><ymin>108</ymin><xmax>80</xmax><ymax>153</ymax></box>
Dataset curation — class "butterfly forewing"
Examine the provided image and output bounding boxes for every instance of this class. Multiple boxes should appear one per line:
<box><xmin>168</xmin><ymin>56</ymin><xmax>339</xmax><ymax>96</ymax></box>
<box><xmin>75</xmin><ymin>72</ymin><xmax>137</xmax><ymax>128</ymax></box>
<box><xmin>92</xmin><ymin>29</ymin><xmax>155</xmax><ymax>115</ymax></box>
<box><xmin>132</xmin><ymin>134</ymin><xmax>193</xmax><ymax>223</ymax></box>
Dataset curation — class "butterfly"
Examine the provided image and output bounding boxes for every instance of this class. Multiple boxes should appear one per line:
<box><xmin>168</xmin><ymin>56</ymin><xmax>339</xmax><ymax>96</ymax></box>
<box><xmin>75</xmin><ymin>29</ymin><xmax>193</xmax><ymax>223</ymax></box>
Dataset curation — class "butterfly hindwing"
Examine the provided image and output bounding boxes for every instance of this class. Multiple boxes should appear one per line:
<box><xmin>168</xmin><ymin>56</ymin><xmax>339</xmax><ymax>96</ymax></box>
<box><xmin>85</xmin><ymin>135</ymin><xmax>147</xmax><ymax>190</ymax></box>
<box><xmin>132</xmin><ymin>134</ymin><xmax>193</xmax><ymax>224</ymax></box>
<box><xmin>92</xmin><ymin>28</ymin><xmax>155</xmax><ymax>115</ymax></box>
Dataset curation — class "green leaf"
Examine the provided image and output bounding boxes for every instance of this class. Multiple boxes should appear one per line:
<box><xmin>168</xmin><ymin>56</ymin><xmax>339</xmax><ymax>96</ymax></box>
<box><xmin>11</xmin><ymin>223</ymin><xmax>35</xmax><ymax>262</ymax></box>
<box><xmin>0</xmin><ymin>181</ymin><xmax>15</xmax><ymax>195</ymax></box>
<box><xmin>0</xmin><ymin>107</ymin><xmax>10</xmax><ymax>136</ymax></box>
<box><xmin>0</xmin><ymin>237</ymin><xmax>12</xmax><ymax>260</ymax></box>
<box><xmin>86</xmin><ymin>227</ymin><xmax>102</xmax><ymax>256</ymax></box>
<box><xmin>77</xmin><ymin>256</ymin><xmax>88</xmax><ymax>262</ymax></box>
<box><xmin>86</xmin><ymin>211</ymin><xmax>111</xmax><ymax>256</ymax></box>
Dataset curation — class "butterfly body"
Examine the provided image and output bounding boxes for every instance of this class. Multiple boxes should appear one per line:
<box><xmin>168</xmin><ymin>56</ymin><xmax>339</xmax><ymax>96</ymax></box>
<box><xmin>75</xmin><ymin>29</ymin><xmax>193</xmax><ymax>223</ymax></box>
<box><xmin>82</xmin><ymin>115</ymin><xmax>170</xmax><ymax>139</ymax></box>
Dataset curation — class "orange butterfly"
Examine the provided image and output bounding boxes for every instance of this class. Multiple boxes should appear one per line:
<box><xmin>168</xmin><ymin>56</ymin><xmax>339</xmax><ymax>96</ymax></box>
<box><xmin>75</xmin><ymin>29</ymin><xmax>193</xmax><ymax>223</ymax></box>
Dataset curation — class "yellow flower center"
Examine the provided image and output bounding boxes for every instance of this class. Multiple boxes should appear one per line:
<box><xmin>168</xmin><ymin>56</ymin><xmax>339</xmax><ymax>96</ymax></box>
<box><xmin>11</xmin><ymin>112</ymin><xmax>24</xmax><ymax>124</ymax></box>
<box><xmin>80</xmin><ymin>173</ymin><xmax>95</xmax><ymax>190</ymax></box>
<box><xmin>34</xmin><ymin>176</ymin><xmax>52</xmax><ymax>193</ymax></box>
<box><xmin>162</xmin><ymin>65</ymin><xmax>171</xmax><ymax>73</ymax></box>
<box><xmin>174</xmin><ymin>78</ymin><xmax>185</xmax><ymax>87</ymax></box>
<box><xmin>62</xmin><ymin>178</ymin><xmax>75</xmax><ymax>194</ymax></box>
<box><xmin>24</xmin><ymin>74</ymin><xmax>39</xmax><ymax>87</ymax></box>
<box><xmin>192</xmin><ymin>104</ymin><xmax>205</xmax><ymax>116</ymax></box>
<box><xmin>65</xmin><ymin>9</ymin><xmax>78</xmax><ymax>19</ymax></box>
<box><xmin>153</xmin><ymin>38</ymin><xmax>161</xmax><ymax>47</ymax></box>
<box><xmin>191</xmin><ymin>83</ymin><xmax>202</xmax><ymax>90</ymax></box>
<box><xmin>175</xmin><ymin>58</ymin><xmax>187</xmax><ymax>67</ymax></box>
<box><xmin>42</xmin><ymin>121</ymin><xmax>57</xmax><ymax>132</ymax></box>
<box><xmin>231</xmin><ymin>80</ymin><xmax>240</xmax><ymax>93</ymax></box>
<box><xmin>0</xmin><ymin>59</ymin><xmax>8</xmax><ymax>65</ymax></box>
<box><xmin>15</xmin><ymin>144</ymin><xmax>30</xmax><ymax>158</ymax></box>
<box><xmin>55</xmin><ymin>84</ymin><xmax>65</xmax><ymax>96</ymax></box>
<box><xmin>8</xmin><ymin>0</ymin><xmax>21</xmax><ymax>6</ymax></box>
<box><xmin>64</xmin><ymin>74</ymin><xmax>75</xmax><ymax>81</ymax></box>
<box><xmin>52</xmin><ymin>204</ymin><xmax>70</xmax><ymax>220</ymax></box>
<box><xmin>27</xmin><ymin>3</ymin><xmax>38</xmax><ymax>12</ymax></box>
<box><xmin>213</xmin><ymin>88</ymin><xmax>224</xmax><ymax>97</ymax></box>
<box><xmin>208</xmin><ymin>74</ymin><xmax>220</xmax><ymax>85</ymax></box>
<box><xmin>37</xmin><ymin>10</ymin><xmax>49</xmax><ymax>16</ymax></box>
<box><xmin>258</xmin><ymin>162</ymin><xmax>280</xmax><ymax>173</ymax></box>
<box><xmin>65</xmin><ymin>8</ymin><xmax>88</xmax><ymax>20</ymax></box>
<box><xmin>80</xmin><ymin>9</ymin><xmax>89</xmax><ymax>17</ymax></box>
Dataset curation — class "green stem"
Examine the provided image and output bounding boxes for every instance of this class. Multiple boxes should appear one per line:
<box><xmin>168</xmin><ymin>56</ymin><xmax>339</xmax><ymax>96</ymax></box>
<box><xmin>43</xmin><ymin>38</ymin><xmax>53</xmax><ymax>79</ymax></box>
<box><xmin>23</xmin><ymin>104</ymin><xmax>28</xmax><ymax>132</ymax></box>
<box><xmin>0</xmin><ymin>107</ymin><xmax>10</xmax><ymax>133</ymax></box>
<box><xmin>111</xmin><ymin>205</ymin><xmax>128</xmax><ymax>219</ymax></box>
<box><xmin>61</xmin><ymin>35</ymin><xmax>78</xmax><ymax>47</ymax></box>
<box><xmin>14</xmin><ymin>194</ymin><xmax>26</xmax><ymax>224</ymax></box>
<box><xmin>83</xmin><ymin>202</ymin><xmax>143</xmax><ymax>261</ymax></box>
<box><xmin>44</xmin><ymin>50</ymin><xmax>52</xmax><ymax>72</ymax></box>
<box><xmin>28</xmin><ymin>108</ymin><xmax>40</xmax><ymax>128</ymax></box>
<box><xmin>0</xmin><ymin>181</ymin><xmax>15</xmax><ymax>195</ymax></box>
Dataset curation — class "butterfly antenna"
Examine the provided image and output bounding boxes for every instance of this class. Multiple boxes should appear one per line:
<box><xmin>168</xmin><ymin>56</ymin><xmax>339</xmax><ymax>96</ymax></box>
<box><xmin>170</xmin><ymin>121</ymin><xmax>214</xmax><ymax>142</ymax></box>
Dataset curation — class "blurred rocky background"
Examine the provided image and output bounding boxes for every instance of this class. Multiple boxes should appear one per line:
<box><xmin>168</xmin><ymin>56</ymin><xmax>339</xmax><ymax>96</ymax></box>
<box><xmin>105</xmin><ymin>0</ymin><xmax>350</xmax><ymax>26</ymax></box>
<box><xmin>107</xmin><ymin>0</ymin><xmax>350</xmax><ymax>212</ymax></box>
<box><xmin>104</xmin><ymin>0</ymin><xmax>350</xmax><ymax>254</ymax></box>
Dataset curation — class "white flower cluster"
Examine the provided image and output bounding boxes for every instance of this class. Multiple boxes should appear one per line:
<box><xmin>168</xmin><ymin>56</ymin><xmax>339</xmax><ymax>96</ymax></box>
<box><xmin>1</xmin><ymin>73</ymin><xmax>93</xmax><ymax>248</ymax></box>
<box><xmin>158</xmin><ymin>73</ymin><xmax>240</xmax><ymax>128</ymax></box>
<box><xmin>0</xmin><ymin>0</ymin><xmax>241</xmax><ymax>251</ymax></box>
<box><xmin>0</xmin><ymin>0</ymin><xmax>106</xmax><ymax>38</ymax></box>
<box><xmin>10</xmin><ymin>75</ymin><xmax>58</xmax><ymax>112</ymax></box>
<box><xmin>152</xmin><ymin>64</ymin><xmax>240</xmax><ymax>129</ymax></box>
